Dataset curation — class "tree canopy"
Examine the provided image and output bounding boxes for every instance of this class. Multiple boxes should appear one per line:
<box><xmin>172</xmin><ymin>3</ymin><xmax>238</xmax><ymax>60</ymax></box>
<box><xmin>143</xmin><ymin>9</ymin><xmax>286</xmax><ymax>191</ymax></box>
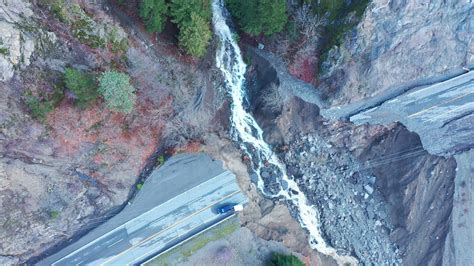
<box><xmin>64</xmin><ymin>67</ymin><xmax>98</xmax><ymax>108</ymax></box>
<box><xmin>226</xmin><ymin>0</ymin><xmax>288</xmax><ymax>36</ymax></box>
<box><xmin>178</xmin><ymin>12</ymin><xmax>212</xmax><ymax>57</ymax></box>
<box><xmin>170</xmin><ymin>0</ymin><xmax>212</xmax><ymax>57</ymax></box>
<box><xmin>170</xmin><ymin>0</ymin><xmax>211</xmax><ymax>25</ymax></box>
<box><xmin>139</xmin><ymin>0</ymin><xmax>168</xmax><ymax>33</ymax></box>
<box><xmin>138</xmin><ymin>0</ymin><xmax>212</xmax><ymax>57</ymax></box>
<box><xmin>266</xmin><ymin>252</ymin><xmax>305</xmax><ymax>266</ymax></box>
<box><xmin>98</xmin><ymin>71</ymin><xmax>136</xmax><ymax>114</ymax></box>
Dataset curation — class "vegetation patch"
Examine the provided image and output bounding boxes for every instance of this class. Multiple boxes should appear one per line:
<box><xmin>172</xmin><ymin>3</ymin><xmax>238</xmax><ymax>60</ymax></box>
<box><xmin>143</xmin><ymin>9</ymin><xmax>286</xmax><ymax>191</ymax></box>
<box><xmin>156</xmin><ymin>155</ymin><xmax>165</xmax><ymax>166</ymax></box>
<box><xmin>266</xmin><ymin>252</ymin><xmax>305</xmax><ymax>266</ymax></box>
<box><xmin>0</xmin><ymin>47</ymin><xmax>9</xmax><ymax>56</ymax></box>
<box><xmin>225</xmin><ymin>0</ymin><xmax>288</xmax><ymax>36</ymax></box>
<box><xmin>170</xmin><ymin>0</ymin><xmax>212</xmax><ymax>57</ymax></box>
<box><xmin>49</xmin><ymin>210</ymin><xmax>60</xmax><ymax>219</ymax></box>
<box><xmin>25</xmin><ymin>96</ymin><xmax>56</xmax><ymax>122</ymax></box>
<box><xmin>181</xmin><ymin>219</ymin><xmax>239</xmax><ymax>258</ymax></box>
<box><xmin>98</xmin><ymin>71</ymin><xmax>136</xmax><ymax>114</ymax></box>
<box><xmin>70</xmin><ymin>4</ymin><xmax>107</xmax><ymax>49</ymax></box>
<box><xmin>139</xmin><ymin>0</ymin><xmax>169</xmax><ymax>33</ymax></box>
<box><xmin>108</xmin><ymin>28</ymin><xmax>129</xmax><ymax>54</ymax></box>
<box><xmin>137</xmin><ymin>0</ymin><xmax>212</xmax><ymax>57</ymax></box>
<box><xmin>314</xmin><ymin>0</ymin><xmax>370</xmax><ymax>64</ymax></box>
<box><xmin>64</xmin><ymin>68</ymin><xmax>99</xmax><ymax>108</ymax></box>
<box><xmin>25</xmin><ymin>84</ymin><xmax>64</xmax><ymax>122</ymax></box>
<box><xmin>50</xmin><ymin>0</ymin><xmax>69</xmax><ymax>23</ymax></box>
<box><xmin>42</xmin><ymin>1</ymin><xmax>128</xmax><ymax>52</ymax></box>
<box><xmin>87</xmin><ymin>120</ymin><xmax>103</xmax><ymax>132</ymax></box>
<box><xmin>145</xmin><ymin>216</ymin><xmax>240</xmax><ymax>265</ymax></box>
<box><xmin>177</xmin><ymin>12</ymin><xmax>211</xmax><ymax>57</ymax></box>
<box><xmin>0</xmin><ymin>40</ymin><xmax>9</xmax><ymax>56</ymax></box>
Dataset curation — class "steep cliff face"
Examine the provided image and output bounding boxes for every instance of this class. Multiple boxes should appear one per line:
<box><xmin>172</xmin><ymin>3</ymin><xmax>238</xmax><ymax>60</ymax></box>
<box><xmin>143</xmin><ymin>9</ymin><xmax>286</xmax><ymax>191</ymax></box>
<box><xmin>443</xmin><ymin>150</ymin><xmax>474</xmax><ymax>266</ymax></box>
<box><xmin>321</xmin><ymin>0</ymin><xmax>473</xmax><ymax>105</ymax></box>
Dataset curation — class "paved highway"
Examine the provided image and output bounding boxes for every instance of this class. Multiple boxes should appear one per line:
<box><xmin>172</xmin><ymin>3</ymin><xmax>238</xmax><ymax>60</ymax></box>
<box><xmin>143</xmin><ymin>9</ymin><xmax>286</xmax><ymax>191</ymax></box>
<box><xmin>37</xmin><ymin>153</ymin><xmax>247</xmax><ymax>266</ymax></box>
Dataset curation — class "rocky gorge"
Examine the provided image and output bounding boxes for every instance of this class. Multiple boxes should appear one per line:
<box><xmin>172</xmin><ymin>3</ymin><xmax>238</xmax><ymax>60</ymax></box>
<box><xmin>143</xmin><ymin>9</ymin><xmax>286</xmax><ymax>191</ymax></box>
<box><xmin>245</xmin><ymin>49</ymin><xmax>459</xmax><ymax>265</ymax></box>
<box><xmin>0</xmin><ymin>0</ymin><xmax>472</xmax><ymax>265</ymax></box>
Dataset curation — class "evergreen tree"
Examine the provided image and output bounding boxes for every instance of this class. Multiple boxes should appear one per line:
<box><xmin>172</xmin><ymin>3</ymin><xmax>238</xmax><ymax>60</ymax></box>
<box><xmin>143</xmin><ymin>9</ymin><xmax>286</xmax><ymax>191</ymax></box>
<box><xmin>240</xmin><ymin>0</ymin><xmax>260</xmax><ymax>35</ymax></box>
<box><xmin>170</xmin><ymin>0</ymin><xmax>212</xmax><ymax>57</ymax></box>
<box><xmin>259</xmin><ymin>0</ymin><xmax>287</xmax><ymax>36</ymax></box>
<box><xmin>98</xmin><ymin>71</ymin><xmax>136</xmax><ymax>114</ymax></box>
<box><xmin>170</xmin><ymin>0</ymin><xmax>211</xmax><ymax>25</ymax></box>
<box><xmin>226</xmin><ymin>0</ymin><xmax>288</xmax><ymax>36</ymax></box>
<box><xmin>178</xmin><ymin>12</ymin><xmax>211</xmax><ymax>57</ymax></box>
<box><xmin>266</xmin><ymin>252</ymin><xmax>305</xmax><ymax>266</ymax></box>
<box><xmin>139</xmin><ymin>0</ymin><xmax>168</xmax><ymax>33</ymax></box>
<box><xmin>64</xmin><ymin>68</ymin><xmax>98</xmax><ymax>108</ymax></box>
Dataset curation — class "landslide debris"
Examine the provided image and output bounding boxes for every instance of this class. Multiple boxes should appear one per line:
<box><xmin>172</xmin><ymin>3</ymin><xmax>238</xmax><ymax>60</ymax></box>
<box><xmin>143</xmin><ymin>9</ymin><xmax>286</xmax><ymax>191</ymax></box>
<box><xmin>245</xmin><ymin>50</ymin><xmax>457</xmax><ymax>265</ymax></box>
<box><xmin>285</xmin><ymin>133</ymin><xmax>400</xmax><ymax>265</ymax></box>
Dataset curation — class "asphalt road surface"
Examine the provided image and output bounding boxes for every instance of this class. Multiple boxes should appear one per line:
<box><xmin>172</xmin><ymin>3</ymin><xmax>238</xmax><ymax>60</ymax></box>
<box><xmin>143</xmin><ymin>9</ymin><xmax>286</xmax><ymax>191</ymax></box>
<box><xmin>37</xmin><ymin>153</ymin><xmax>247</xmax><ymax>266</ymax></box>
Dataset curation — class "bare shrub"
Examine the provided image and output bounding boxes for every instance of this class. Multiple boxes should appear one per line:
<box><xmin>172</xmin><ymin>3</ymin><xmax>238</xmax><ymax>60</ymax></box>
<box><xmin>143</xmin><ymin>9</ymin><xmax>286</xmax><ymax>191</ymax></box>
<box><xmin>275</xmin><ymin>38</ymin><xmax>291</xmax><ymax>64</ymax></box>
<box><xmin>163</xmin><ymin>116</ymin><xmax>199</xmax><ymax>147</ymax></box>
<box><xmin>163</xmin><ymin>105</ymin><xmax>213</xmax><ymax>147</ymax></box>
<box><xmin>294</xmin><ymin>4</ymin><xmax>325</xmax><ymax>40</ymax></box>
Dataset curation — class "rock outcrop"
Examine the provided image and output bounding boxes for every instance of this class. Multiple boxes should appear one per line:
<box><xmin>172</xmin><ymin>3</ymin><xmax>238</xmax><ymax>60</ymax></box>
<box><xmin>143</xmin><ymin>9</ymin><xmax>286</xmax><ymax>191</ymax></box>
<box><xmin>442</xmin><ymin>150</ymin><xmax>474</xmax><ymax>266</ymax></box>
<box><xmin>321</xmin><ymin>0</ymin><xmax>473</xmax><ymax>106</ymax></box>
<box><xmin>0</xmin><ymin>0</ymin><xmax>56</xmax><ymax>81</ymax></box>
<box><xmin>330</xmin><ymin>122</ymin><xmax>456</xmax><ymax>265</ymax></box>
<box><xmin>281</xmin><ymin>101</ymin><xmax>456</xmax><ymax>266</ymax></box>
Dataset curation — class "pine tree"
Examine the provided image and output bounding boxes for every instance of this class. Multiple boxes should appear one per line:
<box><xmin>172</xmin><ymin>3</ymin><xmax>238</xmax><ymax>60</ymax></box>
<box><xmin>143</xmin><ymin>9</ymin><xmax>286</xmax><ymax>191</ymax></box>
<box><xmin>139</xmin><ymin>0</ymin><xmax>168</xmax><ymax>33</ymax></box>
<box><xmin>259</xmin><ymin>0</ymin><xmax>287</xmax><ymax>36</ymax></box>
<box><xmin>178</xmin><ymin>12</ymin><xmax>211</xmax><ymax>57</ymax></box>
<box><xmin>170</xmin><ymin>0</ymin><xmax>211</xmax><ymax>26</ymax></box>
<box><xmin>64</xmin><ymin>68</ymin><xmax>98</xmax><ymax>108</ymax></box>
<box><xmin>170</xmin><ymin>0</ymin><xmax>212</xmax><ymax>57</ymax></box>
<box><xmin>226</xmin><ymin>0</ymin><xmax>288</xmax><ymax>36</ymax></box>
<box><xmin>98</xmin><ymin>71</ymin><xmax>136</xmax><ymax>114</ymax></box>
<box><xmin>239</xmin><ymin>0</ymin><xmax>260</xmax><ymax>36</ymax></box>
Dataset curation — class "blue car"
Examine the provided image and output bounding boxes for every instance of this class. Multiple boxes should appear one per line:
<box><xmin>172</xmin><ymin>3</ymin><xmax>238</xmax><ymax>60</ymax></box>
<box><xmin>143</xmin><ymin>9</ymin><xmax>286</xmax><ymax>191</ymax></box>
<box><xmin>216</xmin><ymin>203</ymin><xmax>244</xmax><ymax>214</ymax></box>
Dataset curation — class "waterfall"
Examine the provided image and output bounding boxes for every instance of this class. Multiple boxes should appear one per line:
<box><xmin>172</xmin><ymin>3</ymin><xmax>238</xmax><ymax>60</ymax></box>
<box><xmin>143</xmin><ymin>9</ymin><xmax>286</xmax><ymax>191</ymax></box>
<box><xmin>211</xmin><ymin>0</ymin><xmax>358</xmax><ymax>265</ymax></box>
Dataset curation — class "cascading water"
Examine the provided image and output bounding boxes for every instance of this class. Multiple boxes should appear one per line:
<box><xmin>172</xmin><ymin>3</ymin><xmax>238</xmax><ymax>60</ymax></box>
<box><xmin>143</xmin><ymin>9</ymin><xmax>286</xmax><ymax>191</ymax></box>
<box><xmin>211</xmin><ymin>0</ymin><xmax>358</xmax><ymax>265</ymax></box>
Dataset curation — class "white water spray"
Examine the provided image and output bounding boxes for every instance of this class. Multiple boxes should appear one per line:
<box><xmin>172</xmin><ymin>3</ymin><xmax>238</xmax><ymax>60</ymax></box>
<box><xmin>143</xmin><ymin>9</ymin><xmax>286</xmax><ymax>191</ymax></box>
<box><xmin>211</xmin><ymin>1</ymin><xmax>358</xmax><ymax>265</ymax></box>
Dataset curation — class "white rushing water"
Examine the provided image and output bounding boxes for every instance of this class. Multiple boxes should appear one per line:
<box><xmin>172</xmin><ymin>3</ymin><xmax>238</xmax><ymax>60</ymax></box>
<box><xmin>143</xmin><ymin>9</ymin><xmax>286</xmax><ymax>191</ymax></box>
<box><xmin>211</xmin><ymin>1</ymin><xmax>358</xmax><ymax>265</ymax></box>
